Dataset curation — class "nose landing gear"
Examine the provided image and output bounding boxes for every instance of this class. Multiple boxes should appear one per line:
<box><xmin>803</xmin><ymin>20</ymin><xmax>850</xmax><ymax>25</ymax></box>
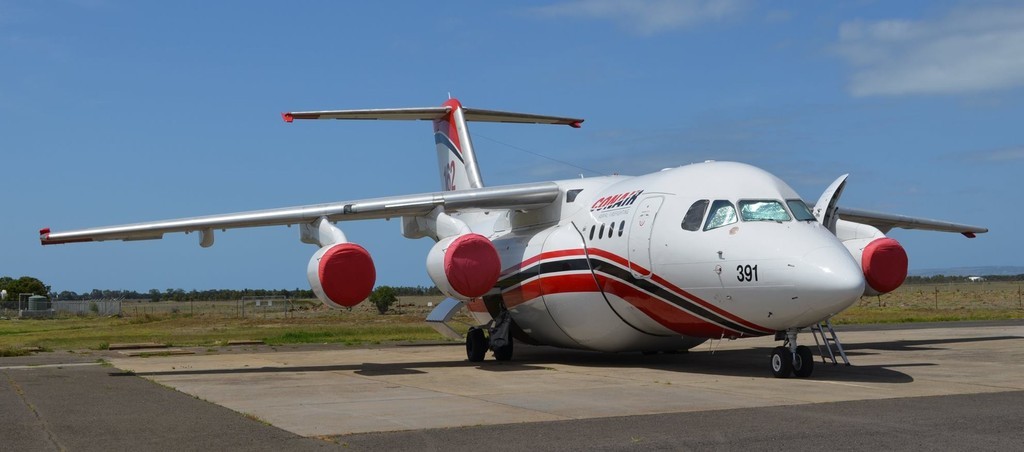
<box><xmin>770</xmin><ymin>329</ymin><xmax>814</xmax><ymax>378</ymax></box>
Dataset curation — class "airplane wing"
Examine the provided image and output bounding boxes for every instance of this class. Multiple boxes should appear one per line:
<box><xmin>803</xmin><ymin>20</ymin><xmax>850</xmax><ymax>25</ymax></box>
<box><xmin>40</xmin><ymin>182</ymin><xmax>560</xmax><ymax>245</ymax></box>
<box><xmin>836</xmin><ymin>206</ymin><xmax>989</xmax><ymax>238</ymax></box>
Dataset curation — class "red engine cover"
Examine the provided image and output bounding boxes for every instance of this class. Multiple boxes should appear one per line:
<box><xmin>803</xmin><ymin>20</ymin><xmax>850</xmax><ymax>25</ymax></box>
<box><xmin>318</xmin><ymin>243</ymin><xmax>375</xmax><ymax>307</ymax></box>
<box><xmin>861</xmin><ymin>237</ymin><xmax>908</xmax><ymax>294</ymax></box>
<box><xmin>444</xmin><ymin>233</ymin><xmax>501</xmax><ymax>298</ymax></box>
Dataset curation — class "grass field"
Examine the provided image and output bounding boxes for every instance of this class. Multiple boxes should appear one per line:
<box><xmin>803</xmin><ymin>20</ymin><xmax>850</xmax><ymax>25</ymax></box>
<box><xmin>1</xmin><ymin>282</ymin><xmax>1022</xmax><ymax>353</ymax></box>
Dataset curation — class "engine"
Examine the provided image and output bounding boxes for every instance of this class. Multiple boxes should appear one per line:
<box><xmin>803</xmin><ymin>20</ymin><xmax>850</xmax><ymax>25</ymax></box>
<box><xmin>426</xmin><ymin>233</ymin><xmax>501</xmax><ymax>300</ymax></box>
<box><xmin>307</xmin><ymin>242</ymin><xmax>376</xmax><ymax>308</ymax></box>
<box><xmin>837</xmin><ymin>220</ymin><xmax>908</xmax><ymax>296</ymax></box>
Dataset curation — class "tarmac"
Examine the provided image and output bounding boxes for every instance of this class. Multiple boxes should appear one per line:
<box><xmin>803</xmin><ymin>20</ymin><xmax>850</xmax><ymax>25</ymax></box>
<box><xmin>2</xmin><ymin>320</ymin><xmax>1023</xmax><ymax>450</ymax></box>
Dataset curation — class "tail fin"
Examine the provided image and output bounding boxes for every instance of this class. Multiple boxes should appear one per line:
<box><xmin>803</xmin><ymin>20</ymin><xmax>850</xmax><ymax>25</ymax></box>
<box><xmin>283</xmin><ymin>98</ymin><xmax>583</xmax><ymax>192</ymax></box>
<box><xmin>434</xmin><ymin>99</ymin><xmax>482</xmax><ymax>191</ymax></box>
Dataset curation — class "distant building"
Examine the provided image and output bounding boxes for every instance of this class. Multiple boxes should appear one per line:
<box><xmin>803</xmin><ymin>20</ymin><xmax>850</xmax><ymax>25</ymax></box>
<box><xmin>967</xmin><ymin>276</ymin><xmax>986</xmax><ymax>282</ymax></box>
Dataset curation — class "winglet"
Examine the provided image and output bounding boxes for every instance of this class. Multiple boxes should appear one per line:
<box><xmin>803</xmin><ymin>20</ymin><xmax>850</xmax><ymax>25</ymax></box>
<box><xmin>569</xmin><ymin>120</ymin><xmax>583</xmax><ymax>128</ymax></box>
<box><xmin>962</xmin><ymin>232</ymin><xmax>977</xmax><ymax>238</ymax></box>
<box><xmin>282</xmin><ymin>112</ymin><xmax>294</xmax><ymax>123</ymax></box>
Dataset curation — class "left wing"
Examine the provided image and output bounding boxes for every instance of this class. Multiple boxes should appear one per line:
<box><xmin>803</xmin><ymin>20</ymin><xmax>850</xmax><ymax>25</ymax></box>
<box><xmin>40</xmin><ymin>182</ymin><xmax>559</xmax><ymax>246</ymax></box>
<box><xmin>836</xmin><ymin>206</ymin><xmax>988</xmax><ymax>238</ymax></box>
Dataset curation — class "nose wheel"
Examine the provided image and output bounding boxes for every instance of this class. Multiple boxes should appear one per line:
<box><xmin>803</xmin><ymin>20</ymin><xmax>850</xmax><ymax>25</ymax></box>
<box><xmin>770</xmin><ymin>329</ymin><xmax>814</xmax><ymax>378</ymax></box>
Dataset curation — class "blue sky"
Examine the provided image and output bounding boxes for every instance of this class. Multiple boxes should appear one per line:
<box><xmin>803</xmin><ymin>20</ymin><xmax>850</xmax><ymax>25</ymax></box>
<box><xmin>3</xmin><ymin>1</ymin><xmax>1021</xmax><ymax>293</ymax></box>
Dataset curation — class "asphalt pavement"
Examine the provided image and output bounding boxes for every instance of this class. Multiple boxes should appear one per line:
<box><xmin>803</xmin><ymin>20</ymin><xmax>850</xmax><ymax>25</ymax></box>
<box><xmin>2</xmin><ymin>320</ymin><xmax>1023</xmax><ymax>451</ymax></box>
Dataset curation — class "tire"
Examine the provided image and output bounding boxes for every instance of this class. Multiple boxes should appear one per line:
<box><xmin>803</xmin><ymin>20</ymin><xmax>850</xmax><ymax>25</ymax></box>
<box><xmin>493</xmin><ymin>339</ymin><xmax>514</xmax><ymax>361</ymax></box>
<box><xmin>770</xmin><ymin>346</ymin><xmax>793</xmax><ymax>378</ymax></box>
<box><xmin>466</xmin><ymin>327</ymin><xmax>488</xmax><ymax>362</ymax></box>
<box><xmin>793</xmin><ymin>345</ymin><xmax>815</xmax><ymax>378</ymax></box>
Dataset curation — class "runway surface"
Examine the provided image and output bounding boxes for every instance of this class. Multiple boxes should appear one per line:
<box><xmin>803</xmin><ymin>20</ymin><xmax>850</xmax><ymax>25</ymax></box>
<box><xmin>2</xmin><ymin>320</ymin><xmax>1023</xmax><ymax>450</ymax></box>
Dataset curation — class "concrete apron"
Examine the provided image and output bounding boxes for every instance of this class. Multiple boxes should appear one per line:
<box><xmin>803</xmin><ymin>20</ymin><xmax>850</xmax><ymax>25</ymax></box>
<box><xmin>108</xmin><ymin>324</ymin><xmax>1024</xmax><ymax>437</ymax></box>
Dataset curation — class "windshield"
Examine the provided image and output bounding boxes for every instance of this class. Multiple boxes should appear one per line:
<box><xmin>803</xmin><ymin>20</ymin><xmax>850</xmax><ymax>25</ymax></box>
<box><xmin>681</xmin><ymin>199</ymin><xmax>709</xmax><ymax>231</ymax></box>
<box><xmin>787</xmin><ymin>199</ymin><xmax>816</xmax><ymax>221</ymax></box>
<box><xmin>739</xmin><ymin>200</ymin><xmax>791</xmax><ymax>222</ymax></box>
<box><xmin>704</xmin><ymin>200</ymin><xmax>738</xmax><ymax>231</ymax></box>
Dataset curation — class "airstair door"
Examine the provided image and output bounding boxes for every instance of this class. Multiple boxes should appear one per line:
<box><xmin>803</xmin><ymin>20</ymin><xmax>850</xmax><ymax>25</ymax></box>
<box><xmin>627</xmin><ymin>196</ymin><xmax>663</xmax><ymax>279</ymax></box>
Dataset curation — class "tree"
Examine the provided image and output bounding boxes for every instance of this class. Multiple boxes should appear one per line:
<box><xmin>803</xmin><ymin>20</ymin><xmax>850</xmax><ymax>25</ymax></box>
<box><xmin>0</xmin><ymin>276</ymin><xmax>50</xmax><ymax>298</ymax></box>
<box><xmin>369</xmin><ymin>286</ymin><xmax>397</xmax><ymax>315</ymax></box>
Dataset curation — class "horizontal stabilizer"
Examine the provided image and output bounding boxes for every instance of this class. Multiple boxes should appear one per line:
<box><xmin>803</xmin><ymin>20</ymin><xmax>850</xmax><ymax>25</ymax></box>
<box><xmin>284</xmin><ymin>106</ymin><xmax>583</xmax><ymax>128</ymax></box>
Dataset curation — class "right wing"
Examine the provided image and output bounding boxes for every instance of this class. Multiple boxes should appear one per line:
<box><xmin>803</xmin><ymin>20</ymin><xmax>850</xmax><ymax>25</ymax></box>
<box><xmin>836</xmin><ymin>206</ymin><xmax>988</xmax><ymax>238</ymax></box>
<box><xmin>40</xmin><ymin>182</ymin><xmax>560</xmax><ymax>246</ymax></box>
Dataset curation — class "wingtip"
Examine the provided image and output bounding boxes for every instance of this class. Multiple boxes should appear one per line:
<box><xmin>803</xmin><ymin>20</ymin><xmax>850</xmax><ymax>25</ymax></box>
<box><xmin>281</xmin><ymin>112</ymin><xmax>294</xmax><ymax>123</ymax></box>
<box><xmin>962</xmin><ymin>232</ymin><xmax>977</xmax><ymax>238</ymax></box>
<box><xmin>569</xmin><ymin>120</ymin><xmax>583</xmax><ymax>128</ymax></box>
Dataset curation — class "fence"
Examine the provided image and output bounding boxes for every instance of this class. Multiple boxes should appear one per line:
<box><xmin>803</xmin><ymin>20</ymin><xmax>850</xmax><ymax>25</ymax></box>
<box><xmin>53</xmin><ymin>300</ymin><xmax>123</xmax><ymax>316</ymax></box>
<box><xmin>876</xmin><ymin>281</ymin><xmax>1023</xmax><ymax>310</ymax></box>
<box><xmin>237</xmin><ymin>296</ymin><xmax>293</xmax><ymax>318</ymax></box>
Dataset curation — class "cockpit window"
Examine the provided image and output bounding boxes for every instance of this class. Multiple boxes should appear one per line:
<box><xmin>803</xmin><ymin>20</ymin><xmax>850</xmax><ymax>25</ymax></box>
<box><xmin>681</xmin><ymin>199</ymin><xmax>709</xmax><ymax>231</ymax></box>
<box><xmin>739</xmin><ymin>200</ymin><xmax>791</xmax><ymax>222</ymax></box>
<box><xmin>704</xmin><ymin>200</ymin><xmax>738</xmax><ymax>231</ymax></box>
<box><xmin>787</xmin><ymin>199</ymin><xmax>816</xmax><ymax>221</ymax></box>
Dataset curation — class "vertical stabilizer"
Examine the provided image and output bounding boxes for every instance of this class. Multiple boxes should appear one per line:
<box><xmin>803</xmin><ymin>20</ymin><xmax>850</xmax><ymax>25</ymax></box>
<box><xmin>434</xmin><ymin>98</ymin><xmax>484</xmax><ymax>191</ymax></box>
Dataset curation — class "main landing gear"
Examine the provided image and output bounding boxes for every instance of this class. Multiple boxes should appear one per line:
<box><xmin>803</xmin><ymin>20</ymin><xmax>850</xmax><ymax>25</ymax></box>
<box><xmin>770</xmin><ymin>329</ymin><xmax>814</xmax><ymax>378</ymax></box>
<box><xmin>466</xmin><ymin>311</ymin><xmax>514</xmax><ymax>362</ymax></box>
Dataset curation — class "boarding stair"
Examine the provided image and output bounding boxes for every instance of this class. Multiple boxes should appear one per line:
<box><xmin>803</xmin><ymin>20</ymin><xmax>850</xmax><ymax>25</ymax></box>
<box><xmin>810</xmin><ymin>318</ymin><xmax>850</xmax><ymax>366</ymax></box>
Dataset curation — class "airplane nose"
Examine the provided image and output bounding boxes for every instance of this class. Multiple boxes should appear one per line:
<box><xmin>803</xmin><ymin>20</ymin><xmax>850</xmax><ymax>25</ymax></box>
<box><xmin>795</xmin><ymin>245</ymin><xmax>866</xmax><ymax>317</ymax></box>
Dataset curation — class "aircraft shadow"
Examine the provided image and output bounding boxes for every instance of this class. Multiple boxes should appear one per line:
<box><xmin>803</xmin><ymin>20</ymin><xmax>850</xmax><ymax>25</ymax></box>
<box><xmin>110</xmin><ymin>334</ymin><xmax>1020</xmax><ymax>383</ymax></box>
<box><xmin>511</xmin><ymin>346</ymin><xmax>920</xmax><ymax>383</ymax></box>
<box><xmin>842</xmin><ymin>335</ymin><xmax>1022</xmax><ymax>352</ymax></box>
<box><xmin>113</xmin><ymin>360</ymin><xmax>551</xmax><ymax>378</ymax></box>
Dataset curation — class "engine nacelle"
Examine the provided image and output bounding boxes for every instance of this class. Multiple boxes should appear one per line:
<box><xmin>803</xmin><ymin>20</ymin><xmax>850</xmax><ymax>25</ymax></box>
<box><xmin>841</xmin><ymin>237</ymin><xmax>908</xmax><ymax>296</ymax></box>
<box><xmin>307</xmin><ymin>242</ymin><xmax>376</xmax><ymax>308</ymax></box>
<box><xmin>426</xmin><ymin>233</ymin><xmax>501</xmax><ymax>301</ymax></box>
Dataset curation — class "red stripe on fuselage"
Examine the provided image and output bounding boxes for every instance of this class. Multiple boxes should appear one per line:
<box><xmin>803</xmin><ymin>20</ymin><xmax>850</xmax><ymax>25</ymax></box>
<box><xmin>501</xmin><ymin>272</ymin><xmax>748</xmax><ymax>338</ymax></box>
<box><xmin>501</xmin><ymin>248</ymin><xmax>587</xmax><ymax>276</ymax></box>
<box><xmin>498</xmin><ymin>247</ymin><xmax>772</xmax><ymax>336</ymax></box>
<box><xmin>586</xmin><ymin>248</ymin><xmax>770</xmax><ymax>334</ymax></box>
<box><xmin>502</xmin><ymin>272</ymin><xmax>595</xmax><ymax>309</ymax></box>
<box><xmin>595</xmin><ymin>275</ymin><xmax>741</xmax><ymax>338</ymax></box>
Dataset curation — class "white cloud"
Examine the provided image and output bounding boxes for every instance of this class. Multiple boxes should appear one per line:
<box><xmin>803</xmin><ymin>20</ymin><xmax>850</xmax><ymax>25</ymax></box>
<box><xmin>836</xmin><ymin>5</ymin><xmax>1024</xmax><ymax>96</ymax></box>
<box><xmin>954</xmin><ymin>147</ymin><xmax>1024</xmax><ymax>163</ymax></box>
<box><xmin>533</xmin><ymin>0</ymin><xmax>747</xmax><ymax>35</ymax></box>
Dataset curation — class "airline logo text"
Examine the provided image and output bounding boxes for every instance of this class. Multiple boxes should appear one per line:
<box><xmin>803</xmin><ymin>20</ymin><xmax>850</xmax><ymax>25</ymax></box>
<box><xmin>591</xmin><ymin>190</ymin><xmax>644</xmax><ymax>212</ymax></box>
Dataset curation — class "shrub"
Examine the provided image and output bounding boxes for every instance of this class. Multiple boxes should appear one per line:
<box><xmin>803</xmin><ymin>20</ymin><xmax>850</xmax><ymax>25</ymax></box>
<box><xmin>369</xmin><ymin>286</ymin><xmax>397</xmax><ymax>315</ymax></box>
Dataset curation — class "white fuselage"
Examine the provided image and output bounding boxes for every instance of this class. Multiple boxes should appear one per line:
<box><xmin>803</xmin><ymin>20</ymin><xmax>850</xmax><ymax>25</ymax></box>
<box><xmin>463</xmin><ymin>161</ymin><xmax>865</xmax><ymax>352</ymax></box>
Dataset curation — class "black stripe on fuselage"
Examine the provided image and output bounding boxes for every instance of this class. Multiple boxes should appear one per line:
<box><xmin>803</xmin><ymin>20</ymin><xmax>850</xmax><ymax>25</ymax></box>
<box><xmin>498</xmin><ymin>256</ymin><xmax>764</xmax><ymax>337</ymax></box>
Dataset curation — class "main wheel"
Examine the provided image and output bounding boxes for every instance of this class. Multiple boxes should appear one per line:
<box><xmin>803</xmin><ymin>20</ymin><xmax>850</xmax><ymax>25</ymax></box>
<box><xmin>770</xmin><ymin>346</ymin><xmax>793</xmax><ymax>378</ymax></box>
<box><xmin>793</xmin><ymin>345</ymin><xmax>814</xmax><ymax>378</ymax></box>
<box><xmin>466</xmin><ymin>327</ymin><xmax>488</xmax><ymax>362</ymax></box>
<box><xmin>493</xmin><ymin>339</ymin><xmax>514</xmax><ymax>361</ymax></box>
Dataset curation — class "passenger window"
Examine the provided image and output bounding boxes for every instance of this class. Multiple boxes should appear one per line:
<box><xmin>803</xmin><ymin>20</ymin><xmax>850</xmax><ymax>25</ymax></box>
<box><xmin>681</xmin><ymin>199</ymin><xmax>709</xmax><ymax>231</ymax></box>
<box><xmin>589</xmin><ymin>226</ymin><xmax>595</xmax><ymax>241</ymax></box>
<box><xmin>787</xmin><ymin>199</ymin><xmax>816</xmax><ymax>221</ymax></box>
<box><xmin>618</xmin><ymin>220</ymin><xmax>625</xmax><ymax>237</ymax></box>
<box><xmin>704</xmin><ymin>200</ymin><xmax>738</xmax><ymax>231</ymax></box>
<box><xmin>599</xmin><ymin>223</ymin><xmax>606</xmax><ymax>238</ymax></box>
<box><xmin>607</xmin><ymin>223</ymin><xmax>614</xmax><ymax>238</ymax></box>
<box><xmin>739</xmin><ymin>200</ymin><xmax>791</xmax><ymax>222</ymax></box>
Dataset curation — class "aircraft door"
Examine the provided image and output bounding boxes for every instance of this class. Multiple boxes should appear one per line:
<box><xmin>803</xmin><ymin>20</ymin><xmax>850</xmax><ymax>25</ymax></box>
<box><xmin>627</xmin><ymin>196</ymin><xmax>663</xmax><ymax>278</ymax></box>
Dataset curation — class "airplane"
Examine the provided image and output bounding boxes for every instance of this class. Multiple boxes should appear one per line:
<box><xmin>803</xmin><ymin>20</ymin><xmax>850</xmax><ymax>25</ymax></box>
<box><xmin>40</xmin><ymin>98</ymin><xmax>987</xmax><ymax>378</ymax></box>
